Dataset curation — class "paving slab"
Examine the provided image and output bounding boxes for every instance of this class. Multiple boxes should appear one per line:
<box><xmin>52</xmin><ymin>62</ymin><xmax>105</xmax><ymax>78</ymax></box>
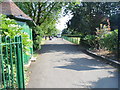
<box><xmin>27</xmin><ymin>38</ymin><xmax>119</xmax><ymax>88</ymax></box>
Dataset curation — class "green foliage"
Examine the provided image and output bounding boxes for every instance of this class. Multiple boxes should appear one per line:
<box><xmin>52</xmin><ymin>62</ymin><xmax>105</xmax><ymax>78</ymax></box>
<box><xmin>32</xmin><ymin>26</ymin><xmax>44</xmax><ymax>50</ymax></box>
<box><xmin>83</xmin><ymin>35</ymin><xmax>98</xmax><ymax>48</ymax></box>
<box><xmin>65</xmin><ymin>2</ymin><xmax>119</xmax><ymax>35</ymax></box>
<box><xmin>16</xmin><ymin>2</ymin><xmax>63</xmax><ymax>26</ymax></box>
<box><xmin>0</xmin><ymin>14</ymin><xmax>32</xmax><ymax>88</ymax></box>
<box><xmin>39</xmin><ymin>17</ymin><xmax>59</xmax><ymax>36</ymax></box>
<box><xmin>33</xmin><ymin>23</ymin><xmax>59</xmax><ymax>50</ymax></box>
<box><xmin>83</xmin><ymin>25</ymin><xmax>118</xmax><ymax>54</ymax></box>
<box><xmin>100</xmin><ymin>30</ymin><xmax>118</xmax><ymax>53</ymax></box>
<box><xmin>0</xmin><ymin>14</ymin><xmax>32</xmax><ymax>54</ymax></box>
<box><xmin>95</xmin><ymin>24</ymin><xmax>118</xmax><ymax>53</ymax></box>
<box><xmin>0</xmin><ymin>15</ymin><xmax>22</xmax><ymax>38</ymax></box>
<box><xmin>16</xmin><ymin>2</ymin><xmax>63</xmax><ymax>50</ymax></box>
<box><xmin>62</xmin><ymin>29</ymin><xmax>69</xmax><ymax>35</ymax></box>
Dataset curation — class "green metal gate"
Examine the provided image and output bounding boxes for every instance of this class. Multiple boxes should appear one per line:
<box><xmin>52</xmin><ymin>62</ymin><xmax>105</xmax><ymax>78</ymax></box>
<box><xmin>0</xmin><ymin>35</ymin><xmax>25</xmax><ymax>89</ymax></box>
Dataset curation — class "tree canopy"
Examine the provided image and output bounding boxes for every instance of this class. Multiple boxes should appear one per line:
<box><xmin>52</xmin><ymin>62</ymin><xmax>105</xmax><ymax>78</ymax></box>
<box><xmin>16</xmin><ymin>2</ymin><xmax>65</xmax><ymax>49</ymax></box>
<box><xmin>15</xmin><ymin>2</ymin><xmax>120</xmax><ymax>50</ymax></box>
<box><xmin>64</xmin><ymin>2</ymin><xmax>120</xmax><ymax>35</ymax></box>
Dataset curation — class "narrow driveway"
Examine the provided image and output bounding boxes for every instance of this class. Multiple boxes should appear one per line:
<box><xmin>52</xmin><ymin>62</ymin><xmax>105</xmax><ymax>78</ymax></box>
<box><xmin>27</xmin><ymin>38</ymin><xmax>119</xmax><ymax>88</ymax></box>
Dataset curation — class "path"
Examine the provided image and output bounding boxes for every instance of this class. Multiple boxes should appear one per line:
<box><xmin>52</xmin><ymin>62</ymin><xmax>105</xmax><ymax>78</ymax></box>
<box><xmin>27</xmin><ymin>38</ymin><xmax>119</xmax><ymax>88</ymax></box>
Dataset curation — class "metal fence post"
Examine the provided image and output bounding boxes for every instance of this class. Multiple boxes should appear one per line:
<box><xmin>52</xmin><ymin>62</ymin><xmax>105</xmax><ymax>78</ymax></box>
<box><xmin>1</xmin><ymin>35</ymin><xmax>25</xmax><ymax>89</ymax></box>
<box><xmin>9</xmin><ymin>38</ymin><xmax>14</xmax><ymax>88</ymax></box>
<box><xmin>0</xmin><ymin>34</ymin><xmax>2</xmax><ymax>89</ymax></box>
<box><xmin>0</xmin><ymin>36</ymin><xmax>6</xmax><ymax>89</ymax></box>
<box><xmin>15</xmin><ymin>36</ymin><xmax>25</xmax><ymax>89</ymax></box>
<box><xmin>19</xmin><ymin>36</ymin><xmax>25</xmax><ymax>89</ymax></box>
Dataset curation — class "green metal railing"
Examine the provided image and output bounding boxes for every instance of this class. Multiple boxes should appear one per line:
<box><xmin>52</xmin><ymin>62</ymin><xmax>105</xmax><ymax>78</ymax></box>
<box><xmin>18</xmin><ymin>22</ymin><xmax>33</xmax><ymax>64</ymax></box>
<box><xmin>62</xmin><ymin>36</ymin><xmax>80</xmax><ymax>45</ymax></box>
<box><xmin>0</xmin><ymin>35</ymin><xmax>25</xmax><ymax>89</ymax></box>
<box><xmin>22</xmin><ymin>27</ymin><xmax>33</xmax><ymax>64</ymax></box>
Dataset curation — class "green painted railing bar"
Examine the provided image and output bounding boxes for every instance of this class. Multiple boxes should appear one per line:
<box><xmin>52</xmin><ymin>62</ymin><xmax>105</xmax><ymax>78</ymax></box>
<box><xmin>15</xmin><ymin>36</ymin><xmax>25</xmax><ymax>89</ymax></box>
<box><xmin>22</xmin><ymin>26</ymin><xmax>33</xmax><ymax>64</ymax></box>
<box><xmin>5</xmin><ymin>37</ymin><xmax>10</xmax><ymax>88</ymax></box>
<box><xmin>18</xmin><ymin>22</ymin><xmax>33</xmax><ymax>64</ymax></box>
<box><xmin>20</xmin><ymin>36</ymin><xmax>25</xmax><ymax>89</ymax></box>
<box><xmin>9</xmin><ymin>38</ymin><xmax>14</xmax><ymax>88</ymax></box>
<box><xmin>0</xmin><ymin>35</ymin><xmax>6</xmax><ymax>89</ymax></box>
<box><xmin>0</xmin><ymin>36</ymin><xmax>25</xmax><ymax>89</ymax></box>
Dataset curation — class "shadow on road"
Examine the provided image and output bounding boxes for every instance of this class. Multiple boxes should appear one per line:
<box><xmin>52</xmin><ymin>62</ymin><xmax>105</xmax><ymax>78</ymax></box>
<box><xmin>39</xmin><ymin>44</ymin><xmax>83</xmax><ymax>54</ymax></box>
<box><xmin>54</xmin><ymin>57</ymin><xmax>118</xmax><ymax>88</ymax></box>
<box><xmin>28</xmin><ymin>39</ymin><xmax>118</xmax><ymax>88</ymax></box>
<box><xmin>90</xmin><ymin>76</ymin><xmax>118</xmax><ymax>88</ymax></box>
<box><xmin>73</xmin><ymin>75</ymin><xmax>118</xmax><ymax>88</ymax></box>
<box><xmin>54</xmin><ymin>58</ymin><xmax>114</xmax><ymax>71</ymax></box>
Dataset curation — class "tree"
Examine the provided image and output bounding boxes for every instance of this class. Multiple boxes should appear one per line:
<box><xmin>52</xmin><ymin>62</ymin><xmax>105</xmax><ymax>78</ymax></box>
<box><xmin>16</xmin><ymin>2</ymin><xmax>64</xmax><ymax>50</ymax></box>
<box><xmin>65</xmin><ymin>2</ymin><xmax>120</xmax><ymax>35</ymax></box>
<box><xmin>16</xmin><ymin>2</ymin><xmax>63</xmax><ymax>25</ymax></box>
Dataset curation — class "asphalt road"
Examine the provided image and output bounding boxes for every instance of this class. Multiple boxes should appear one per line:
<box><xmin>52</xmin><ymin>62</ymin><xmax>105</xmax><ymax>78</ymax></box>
<box><xmin>27</xmin><ymin>38</ymin><xmax>119</xmax><ymax>88</ymax></box>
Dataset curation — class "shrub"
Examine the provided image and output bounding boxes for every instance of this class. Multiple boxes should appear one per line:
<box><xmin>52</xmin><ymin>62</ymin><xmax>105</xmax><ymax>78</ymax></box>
<box><xmin>32</xmin><ymin>25</ymin><xmax>44</xmax><ymax>50</ymax></box>
<box><xmin>96</xmin><ymin>24</ymin><xmax>118</xmax><ymax>54</ymax></box>
<box><xmin>82</xmin><ymin>24</ymin><xmax>118</xmax><ymax>55</ymax></box>
<box><xmin>83</xmin><ymin>35</ymin><xmax>98</xmax><ymax>49</ymax></box>
<box><xmin>100</xmin><ymin>30</ymin><xmax>118</xmax><ymax>54</ymax></box>
<box><xmin>0</xmin><ymin>14</ymin><xmax>33</xmax><ymax>88</ymax></box>
<box><xmin>0</xmin><ymin>14</ymin><xmax>32</xmax><ymax>55</ymax></box>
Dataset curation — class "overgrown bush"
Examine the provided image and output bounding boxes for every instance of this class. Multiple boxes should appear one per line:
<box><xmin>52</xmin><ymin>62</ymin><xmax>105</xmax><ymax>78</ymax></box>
<box><xmin>33</xmin><ymin>24</ymin><xmax>59</xmax><ymax>50</ymax></box>
<box><xmin>32</xmin><ymin>25</ymin><xmax>44</xmax><ymax>50</ymax></box>
<box><xmin>0</xmin><ymin>14</ymin><xmax>33</xmax><ymax>88</ymax></box>
<box><xmin>100</xmin><ymin>30</ymin><xmax>118</xmax><ymax>54</ymax></box>
<box><xmin>83</xmin><ymin>24</ymin><xmax>118</xmax><ymax>55</ymax></box>
<box><xmin>96</xmin><ymin>24</ymin><xmax>118</xmax><ymax>54</ymax></box>
<box><xmin>83</xmin><ymin>35</ymin><xmax>98</xmax><ymax>49</ymax></box>
<box><xmin>0</xmin><ymin>14</ymin><xmax>32</xmax><ymax>54</ymax></box>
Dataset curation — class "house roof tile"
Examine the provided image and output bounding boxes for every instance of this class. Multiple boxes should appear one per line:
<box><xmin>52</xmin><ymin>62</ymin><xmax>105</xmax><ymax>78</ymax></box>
<box><xmin>0</xmin><ymin>0</ymin><xmax>32</xmax><ymax>20</ymax></box>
